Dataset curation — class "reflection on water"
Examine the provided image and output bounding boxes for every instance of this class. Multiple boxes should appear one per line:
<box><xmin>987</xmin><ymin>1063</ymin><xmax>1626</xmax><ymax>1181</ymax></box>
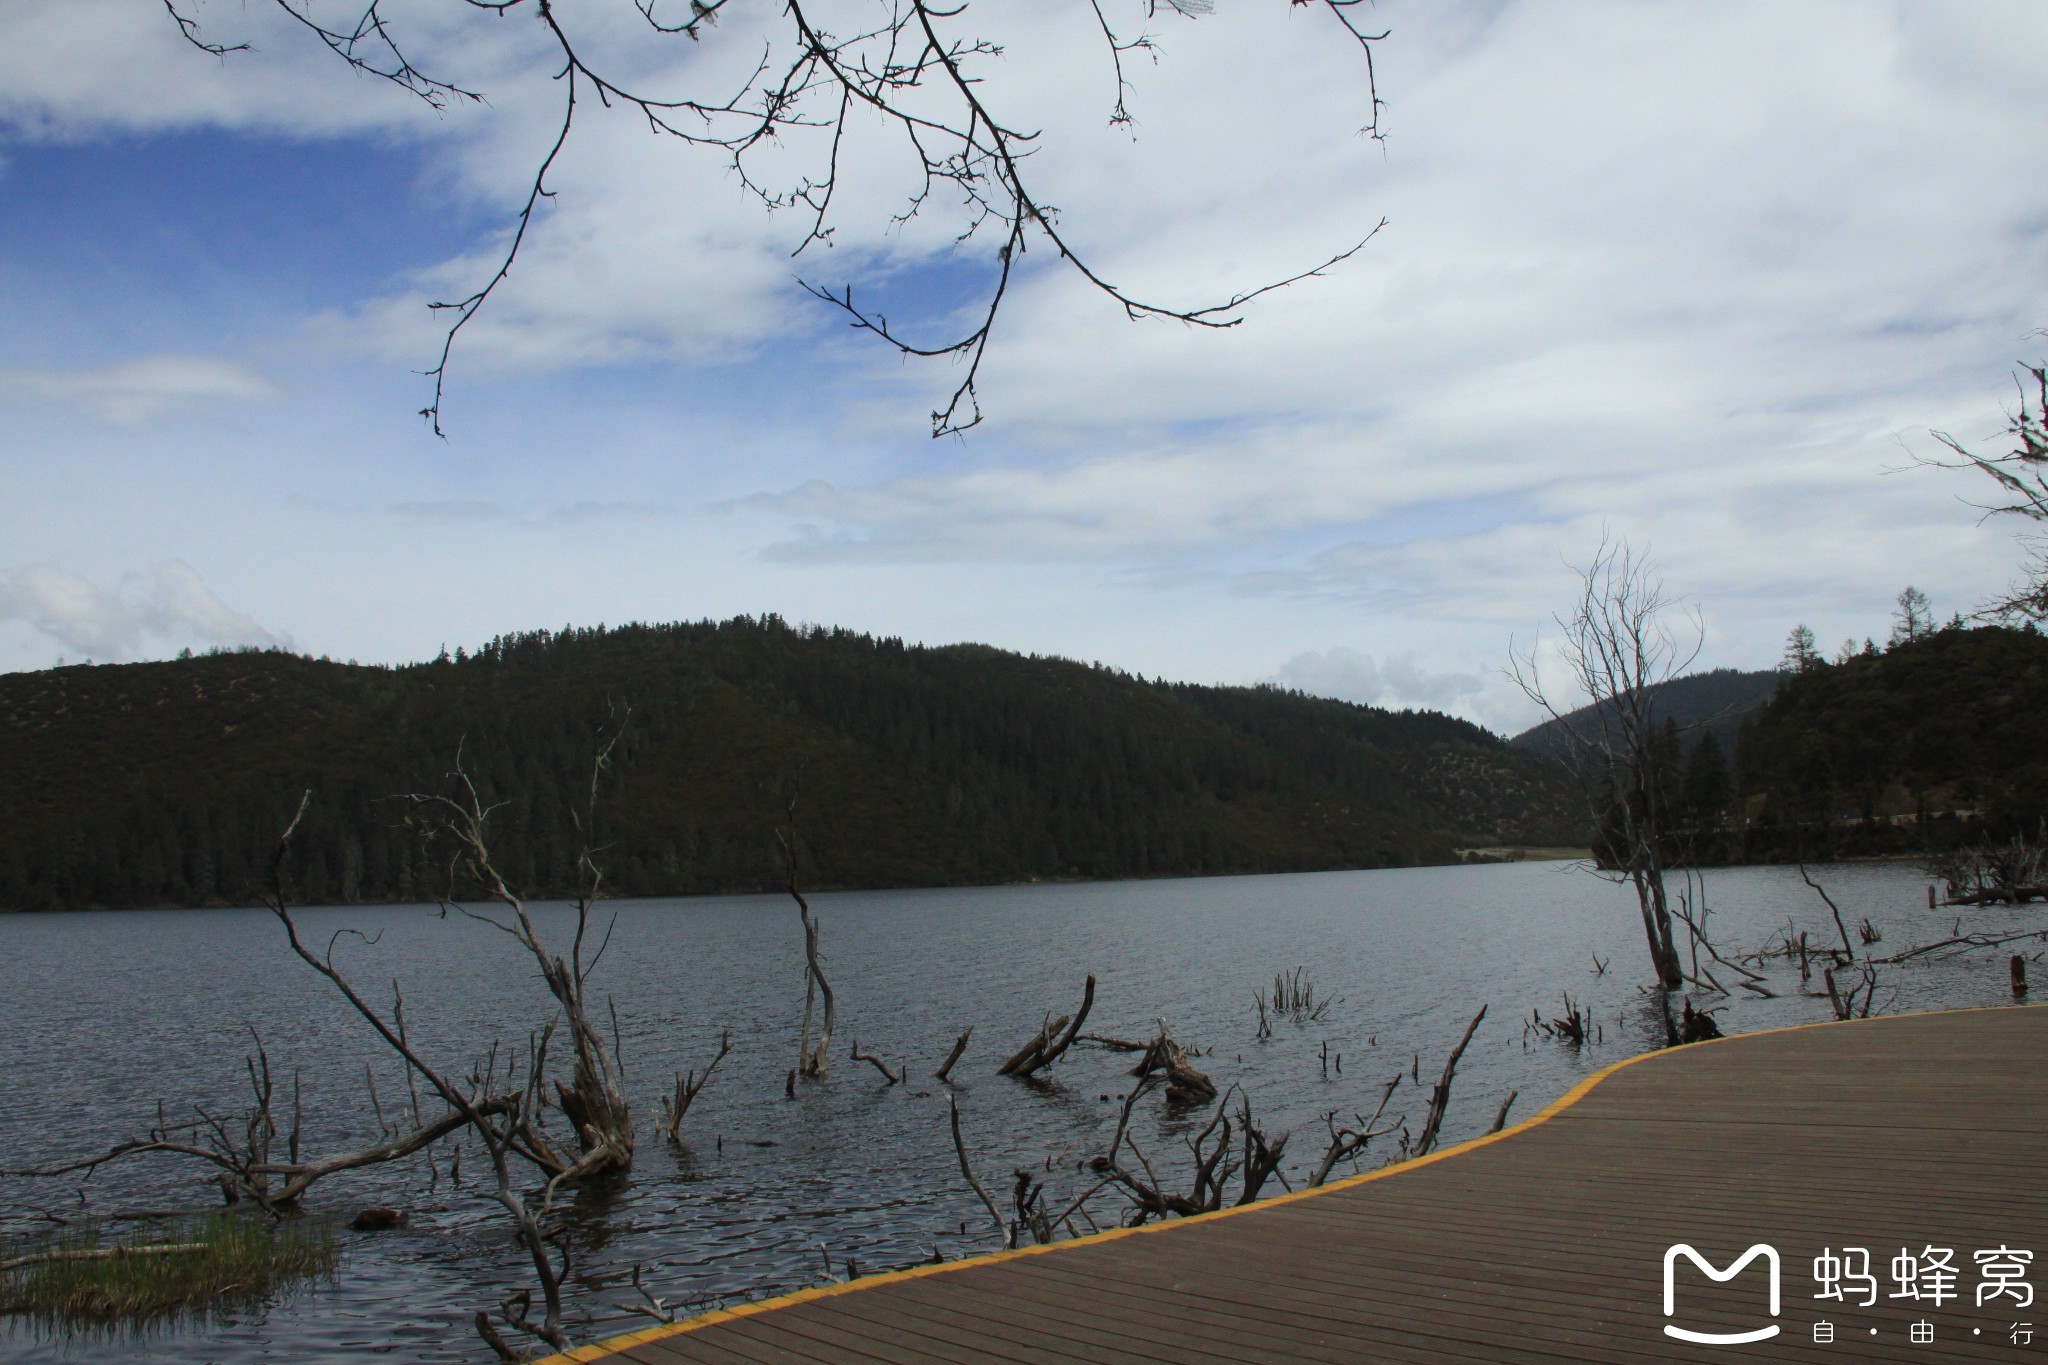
<box><xmin>0</xmin><ymin>859</ymin><xmax>2035</xmax><ymax>1361</ymax></box>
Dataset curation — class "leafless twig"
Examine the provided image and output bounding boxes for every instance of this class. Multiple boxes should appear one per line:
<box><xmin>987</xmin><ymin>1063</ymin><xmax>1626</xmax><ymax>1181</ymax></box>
<box><xmin>156</xmin><ymin>1</ymin><xmax>1391</xmax><ymax>437</ymax></box>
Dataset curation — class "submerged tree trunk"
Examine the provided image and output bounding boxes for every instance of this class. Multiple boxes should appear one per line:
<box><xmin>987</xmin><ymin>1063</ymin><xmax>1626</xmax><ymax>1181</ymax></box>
<box><xmin>1635</xmin><ymin>864</ymin><xmax>1684</xmax><ymax>989</ymax></box>
<box><xmin>783</xmin><ymin>799</ymin><xmax>834</xmax><ymax>1079</ymax></box>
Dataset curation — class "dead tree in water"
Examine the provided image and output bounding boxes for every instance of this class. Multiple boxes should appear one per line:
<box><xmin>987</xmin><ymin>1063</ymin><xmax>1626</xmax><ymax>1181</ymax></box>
<box><xmin>1129</xmin><ymin>1025</ymin><xmax>1218</xmax><ymax>1103</ymax></box>
<box><xmin>780</xmin><ymin>801</ymin><xmax>835</xmax><ymax>1080</ymax></box>
<box><xmin>1799</xmin><ymin>864</ymin><xmax>1858</xmax><ymax>960</ymax></box>
<box><xmin>10</xmin><ymin>739</ymin><xmax>672</xmax><ymax>1359</ymax></box>
<box><xmin>1824</xmin><ymin>964</ymin><xmax>1881</xmax><ymax>1020</ymax></box>
<box><xmin>998</xmin><ymin>976</ymin><xmax>1096</xmax><ymax>1078</ymax></box>
<box><xmin>659</xmin><ymin>1031</ymin><xmax>730</xmax><ymax>1142</ymax></box>
<box><xmin>935</xmin><ymin>1026</ymin><xmax>973</xmax><ymax>1083</ymax></box>
<box><xmin>1309</xmin><ymin>1074</ymin><xmax>1403</xmax><ymax>1186</ymax></box>
<box><xmin>1678</xmin><ymin>1000</ymin><xmax>1723</xmax><ymax>1043</ymax></box>
<box><xmin>1526</xmin><ymin>995</ymin><xmax>1591</xmax><ymax>1046</ymax></box>
<box><xmin>850</xmin><ymin>1040</ymin><xmax>903</xmax><ymax>1085</ymax></box>
<box><xmin>1510</xmin><ymin>538</ymin><xmax>1696</xmax><ymax>989</ymax></box>
<box><xmin>412</xmin><ymin>737</ymin><xmax>636</xmax><ymax>1176</ymax></box>
<box><xmin>947</xmin><ymin>1095</ymin><xmax>1011</xmax><ymax>1249</ymax></box>
<box><xmin>1409</xmin><ymin>1006</ymin><xmax>1486</xmax><ymax>1158</ymax></box>
<box><xmin>1072</xmin><ymin>1077</ymin><xmax>1292</xmax><ymax>1225</ymax></box>
<box><xmin>2</xmin><ymin>1022</ymin><xmax>522</xmax><ymax>1212</ymax></box>
<box><xmin>276</xmin><ymin>797</ymin><xmax>590</xmax><ymax>1353</ymax></box>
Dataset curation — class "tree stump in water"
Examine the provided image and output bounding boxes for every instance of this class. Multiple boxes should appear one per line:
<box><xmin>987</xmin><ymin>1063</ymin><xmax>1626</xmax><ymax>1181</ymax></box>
<box><xmin>1130</xmin><ymin>1030</ymin><xmax>1217</xmax><ymax>1103</ymax></box>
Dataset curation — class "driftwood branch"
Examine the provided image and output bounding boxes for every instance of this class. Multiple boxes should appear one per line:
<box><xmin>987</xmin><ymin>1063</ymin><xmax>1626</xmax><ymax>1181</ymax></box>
<box><xmin>1873</xmin><ymin>927</ymin><xmax>2048</xmax><ymax>965</ymax></box>
<box><xmin>934</xmin><ymin>1026</ymin><xmax>972</xmax><ymax>1083</ymax></box>
<box><xmin>1074</xmin><ymin>1033</ymin><xmax>1146</xmax><ymax>1052</ymax></box>
<box><xmin>1309</xmin><ymin>1074</ymin><xmax>1402</xmax><ymax>1187</ymax></box>
<box><xmin>998</xmin><ymin>975</ymin><xmax>1095</xmax><ymax>1077</ymax></box>
<box><xmin>1128</xmin><ymin>1026</ymin><xmax>1217</xmax><ymax>1103</ymax></box>
<box><xmin>1799</xmin><ymin>864</ymin><xmax>1857</xmax><ymax>960</ymax></box>
<box><xmin>1234</xmin><ymin>1095</ymin><xmax>1290</xmax><ymax>1206</ymax></box>
<box><xmin>946</xmin><ymin>1094</ymin><xmax>1009</xmax><ymax>1249</ymax></box>
<box><xmin>850</xmin><ymin>1040</ymin><xmax>902</xmax><ymax>1085</ymax></box>
<box><xmin>1411</xmin><ymin>1005</ymin><xmax>1486</xmax><ymax>1158</ymax></box>
<box><xmin>1823</xmin><ymin>963</ymin><xmax>1882</xmax><ymax>1020</ymax></box>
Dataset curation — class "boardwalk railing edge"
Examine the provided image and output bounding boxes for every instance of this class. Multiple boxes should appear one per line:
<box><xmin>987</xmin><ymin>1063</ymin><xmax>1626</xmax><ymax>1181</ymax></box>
<box><xmin>533</xmin><ymin>1002</ymin><xmax>2042</xmax><ymax>1365</ymax></box>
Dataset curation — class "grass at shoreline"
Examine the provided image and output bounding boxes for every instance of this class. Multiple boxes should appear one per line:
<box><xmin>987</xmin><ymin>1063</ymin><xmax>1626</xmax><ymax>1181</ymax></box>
<box><xmin>0</xmin><ymin>1212</ymin><xmax>337</xmax><ymax>1338</ymax></box>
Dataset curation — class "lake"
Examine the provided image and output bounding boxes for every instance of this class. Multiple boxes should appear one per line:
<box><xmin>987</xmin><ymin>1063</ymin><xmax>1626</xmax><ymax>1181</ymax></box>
<box><xmin>0</xmin><ymin>858</ymin><xmax>2035</xmax><ymax>1361</ymax></box>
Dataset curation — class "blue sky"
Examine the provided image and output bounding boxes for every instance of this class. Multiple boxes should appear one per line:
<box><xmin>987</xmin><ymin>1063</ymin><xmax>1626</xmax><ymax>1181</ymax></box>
<box><xmin>4</xmin><ymin>1</ymin><xmax>2047</xmax><ymax>731</ymax></box>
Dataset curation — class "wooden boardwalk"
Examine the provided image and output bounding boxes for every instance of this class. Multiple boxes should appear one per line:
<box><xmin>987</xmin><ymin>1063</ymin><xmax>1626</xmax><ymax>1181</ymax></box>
<box><xmin>547</xmin><ymin>1006</ymin><xmax>2047</xmax><ymax>1363</ymax></box>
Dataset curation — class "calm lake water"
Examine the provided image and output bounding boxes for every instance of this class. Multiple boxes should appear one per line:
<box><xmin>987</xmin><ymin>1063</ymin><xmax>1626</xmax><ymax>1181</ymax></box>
<box><xmin>0</xmin><ymin>859</ymin><xmax>2037</xmax><ymax>1361</ymax></box>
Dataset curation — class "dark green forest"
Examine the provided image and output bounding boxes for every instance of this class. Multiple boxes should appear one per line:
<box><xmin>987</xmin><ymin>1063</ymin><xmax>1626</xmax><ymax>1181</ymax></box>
<box><xmin>1507</xmin><ymin>624</ymin><xmax>2046</xmax><ymax>868</ymax></box>
<box><xmin>1730</xmin><ymin>624</ymin><xmax>2048</xmax><ymax>859</ymax></box>
<box><xmin>0</xmin><ymin>616</ymin><xmax>1585</xmax><ymax>912</ymax></box>
<box><xmin>1510</xmin><ymin>667</ymin><xmax>1779</xmax><ymax>762</ymax></box>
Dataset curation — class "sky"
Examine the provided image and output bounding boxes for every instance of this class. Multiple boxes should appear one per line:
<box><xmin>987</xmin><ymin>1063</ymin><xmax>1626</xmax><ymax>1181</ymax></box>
<box><xmin>3</xmin><ymin>0</ymin><xmax>2046</xmax><ymax>734</ymax></box>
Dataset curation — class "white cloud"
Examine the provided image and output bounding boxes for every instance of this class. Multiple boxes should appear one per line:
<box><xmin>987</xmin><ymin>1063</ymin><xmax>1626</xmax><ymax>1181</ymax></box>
<box><xmin>1273</xmin><ymin>645</ymin><xmax>1485</xmax><ymax>712</ymax></box>
<box><xmin>0</xmin><ymin>561</ymin><xmax>287</xmax><ymax>661</ymax></box>
<box><xmin>0</xmin><ymin>356</ymin><xmax>281</xmax><ymax>426</ymax></box>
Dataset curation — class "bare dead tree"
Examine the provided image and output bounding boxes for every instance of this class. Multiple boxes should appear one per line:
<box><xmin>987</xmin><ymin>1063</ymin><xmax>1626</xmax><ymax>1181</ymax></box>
<box><xmin>1233</xmin><ymin>1095</ymin><xmax>1290</xmax><ymax>1206</ymax></box>
<box><xmin>1511</xmin><ymin>537</ymin><xmax>1699</xmax><ymax>989</ymax></box>
<box><xmin>8</xmin><ymin>749</ymin><xmax>686</xmax><ymax>1357</ymax></box>
<box><xmin>1799</xmin><ymin>863</ymin><xmax>1857</xmax><ymax>960</ymax></box>
<box><xmin>410</xmin><ymin>735</ymin><xmax>637</xmax><ymax>1177</ymax></box>
<box><xmin>2</xmin><ymin>1030</ymin><xmax>521</xmax><ymax>1213</ymax></box>
<box><xmin>1823</xmin><ymin>963</ymin><xmax>1882</xmax><ymax>1020</ymax></box>
<box><xmin>1929</xmin><ymin>360</ymin><xmax>2048</xmax><ymax>623</ymax></box>
<box><xmin>659</xmin><ymin>1030</ymin><xmax>730</xmax><ymax>1141</ymax></box>
<box><xmin>158</xmin><ymin>1</ymin><xmax>1389</xmax><ymax>437</ymax></box>
<box><xmin>1924</xmin><ymin>833</ymin><xmax>2048</xmax><ymax>905</ymax></box>
<box><xmin>1308</xmin><ymin>1073</ymin><xmax>1402</xmax><ymax>1186</ymax></box>
<box><xmin>779</xmin><ymin>799</ymin><xmax>835</xmax><ymax>1080</ymax></box>
<box><xmin>1667</xmin><ymin>875</ymin><xmax>1771</xmax><ymax>992</ymax></box>
<box><xmin>1070</xmin><ymin>1078</ymin><xmax>1292</xmax><ymax>1225</ymax></box>
<box><xmin>262</xmin><ymin>796</ymin><xmax>587</xmax><ymax>1354</ymax></box>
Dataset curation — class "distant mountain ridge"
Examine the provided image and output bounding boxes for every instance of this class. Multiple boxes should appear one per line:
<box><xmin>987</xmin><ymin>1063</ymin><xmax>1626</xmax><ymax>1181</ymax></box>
<box><xmin>1509</xmin><ymin>667</ymin><xmax>1780</xmax><ymax>760</ymax></box>
<box><xmin>0</xmin><ymin>617</ymin><xmax>1584</xmax><ymax>912</ymax></box>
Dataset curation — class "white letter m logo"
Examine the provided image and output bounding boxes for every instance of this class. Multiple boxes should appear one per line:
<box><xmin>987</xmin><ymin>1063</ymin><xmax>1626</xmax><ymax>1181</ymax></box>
<box><xmin>1663</xmin><ymin>1243</ymin><xmax>1781</xmax><ymax>1344</ymax></box>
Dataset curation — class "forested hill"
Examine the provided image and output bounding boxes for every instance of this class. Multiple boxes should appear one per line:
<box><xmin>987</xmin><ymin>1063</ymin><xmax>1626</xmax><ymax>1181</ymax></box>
<box><xmin>1734</xmin><ymin>624</ymin><xmax>2048</xmax><ymax>858</ymax></box>
<box><xmin>0</xmin><ymin>618</ymin><xmax>1583</xmax><ymax>912</ymax></box>
<box><xmin>1510</xmin><ymin>667</ymin><xmax>1779</xmax><ymax>761</ymax></box>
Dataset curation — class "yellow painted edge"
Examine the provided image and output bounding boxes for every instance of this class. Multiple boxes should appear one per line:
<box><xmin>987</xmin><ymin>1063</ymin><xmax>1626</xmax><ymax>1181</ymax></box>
<box><xmin>533</xmin><ymin>1001</ymin><xmax>2044</xmax><ymax>1364</ymax></box>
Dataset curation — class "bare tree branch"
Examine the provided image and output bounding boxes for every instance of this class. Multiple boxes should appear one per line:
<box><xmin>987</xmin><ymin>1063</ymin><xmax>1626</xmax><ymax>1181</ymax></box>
<box><xmin>157</xmin><ymin>1</ymin><xmax>1390</xmax><ymax>437</ymax></box>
